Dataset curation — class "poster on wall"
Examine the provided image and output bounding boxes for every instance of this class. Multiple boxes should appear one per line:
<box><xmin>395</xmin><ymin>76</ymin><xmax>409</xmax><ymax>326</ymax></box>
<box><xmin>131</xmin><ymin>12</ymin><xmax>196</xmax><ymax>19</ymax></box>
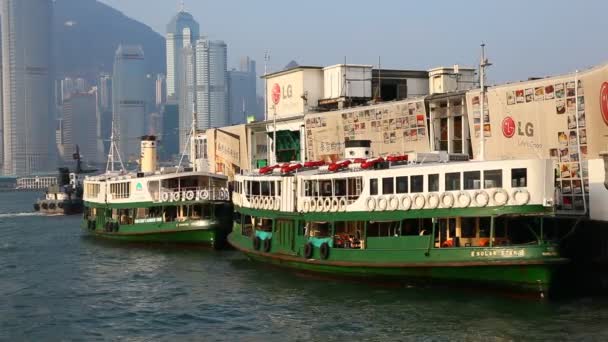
<box><xmin>305</xmin><ymin>98</ymin><xmax>431</xmax><ymax>162</ymax></box>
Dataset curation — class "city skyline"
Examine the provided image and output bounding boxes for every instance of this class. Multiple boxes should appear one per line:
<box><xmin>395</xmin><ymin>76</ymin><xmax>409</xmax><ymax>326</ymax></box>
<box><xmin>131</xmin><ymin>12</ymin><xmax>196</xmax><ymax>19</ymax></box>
<box><xmin>99</xmin><ymin>0</ymin><xmax>608</xmax><ymax>85</ymax></box>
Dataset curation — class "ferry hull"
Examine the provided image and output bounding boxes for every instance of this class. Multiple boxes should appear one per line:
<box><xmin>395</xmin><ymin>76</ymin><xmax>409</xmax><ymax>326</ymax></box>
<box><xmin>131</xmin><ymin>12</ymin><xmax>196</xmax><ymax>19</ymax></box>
<box><xmin>228</xmin><ymin>232</ymin><xmax>566</xmax><ymax>294</ymax></box>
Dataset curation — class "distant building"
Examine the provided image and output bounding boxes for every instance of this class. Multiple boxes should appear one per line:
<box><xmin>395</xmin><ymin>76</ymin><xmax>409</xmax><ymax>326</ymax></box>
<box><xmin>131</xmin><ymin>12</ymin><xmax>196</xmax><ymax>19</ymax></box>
<box><xmin>228</xmin><ymin>57</ymin><xmax>258</xmax><ymax>125</ymax></box>
<box><xmin>160</xmin><ymin>102</ymin><xmax>179</xmax><ymax>161</ymax></box>
<box><xmin>179</xmin><ymin>42</ymin><xmax>197</xmax><ymax>150</ymax></box>
<box><xmin>155</xmin><ymin>74</ymin><xmax>166</xmax><ymax>107</ymax></box>
<box><xmin>112</xmin><ymin>45</ymin><xmax>146</xmax><ymax>162</ymax></box>
<box><xmin>2</xmin><ymin>0</ymin><xmax>55</xmax><ymax>176</ymax></box>
<box><xmin>165</xmin><ymin>9</ymin><xmax>199</xmax><ymax>100</ymax></box>
<box><xmin>195</xmin><ymin>39</ymin><xmax>228</xmax><ymax>130</ymax></box>
<box><xmin>98</xmin><ymin>73</ymin><xmax>112</xmax><ymax>111</ymax></box>
<box><xmin>62</xmin><ymin>92</ymin><xmax>98</xmax><ymax>163</ymax></box>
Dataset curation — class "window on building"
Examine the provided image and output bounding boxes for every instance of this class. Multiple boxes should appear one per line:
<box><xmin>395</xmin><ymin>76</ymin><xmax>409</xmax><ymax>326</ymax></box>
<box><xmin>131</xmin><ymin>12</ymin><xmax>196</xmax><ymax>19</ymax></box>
<box><xmin>411</xmin><ymin>175</ymin><xmax>424</xmax><ymax>193</ymax></box>
<box><xmin>251</xmin><ymin>181</ymin><xmax>260</xmax><ymax>196</ymax></box>
<box><xmin>261</xmin><ymin>181</ymin><xmax>270</xmax><ymax>196</ymax></box>
<box><xmin>511</xmin><ymin>168</ymin><xmax>527</xmax><ymax>187</ymax></box>
<box><xmin>396</xmin><ymin>176</ymin><xmax>408</xmax><ymax>194</ymax></box>
<box><xmin>464</xmin><ymin>171</ymin><xmax>481</xmax><ymax>190</ymax></box>
<box><xmin>382</xmin><ymin>177</ymin><xmax>394</xmax><ymax>195</ymax></box>
<box><xmin>484</xmin><ymin>170</ymin><xmax>503</xmax><ymax>189</ymax></box>
<box><xmin>428</xmin><ymin>174</ymin><xmax>439</xmax><ymax>192</ymax></box>
<box><xmin>370</xmin><ymin>179</ymin><xmax>378</xmax><ymax>195</ymax></box>
<box><xmin>445</xmin><ymin>172</ymin><xmax>461</xmax><ymax>191</ymax></box>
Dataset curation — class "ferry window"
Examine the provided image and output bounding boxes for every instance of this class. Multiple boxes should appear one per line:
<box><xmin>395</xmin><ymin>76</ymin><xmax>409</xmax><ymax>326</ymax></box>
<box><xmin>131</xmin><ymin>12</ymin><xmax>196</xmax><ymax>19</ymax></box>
<box><xmin>396</xmin><ymin>176</ymin><xmax>408</xmax><ymax>194</ymax></box>
<box><xmin>464</xmin><ymin>171</ymin><xmax>481</xmax><ymax>190</ymax></box>
<box><xmin>277</xmin><ymin>181</ymin><xmax>282</xmax><ymax>196</ymax></box>
<box><xmin>401</xmin><ymin>219</ymin><xmax>418</xmax><ymax>235</ymax></box>
<box><xmin>261</xmin><ymin>181</ymin><xmax>270</xmax><ymax>196</ymax></box>
<box><xmin>370</xmin><ymin>179</ymin><xmax>378</xmax><ymax>195</ymax></box>
<box><xmin>304</xmin><ymin>180</ymin><xmax>311</xmax><ymax>196</ymax></box>
<box><xmin>461</xmin><ymin>217</ymin><xmax>476</xmax><ymax>238</ymax></box>
<box><xmin>312</xmin><ymin>180</ymin><xmax>320</xmax><ymax>197</ymax></box>
<box><xmin>347</xmin><ymin>177</ymin><xmax>363</xmax><ymax>200</ymax></box>
<box><xmin>410</xmin><ymin>175</ymin><xmax>424</xmax><ymax>193</ymax></box>
<box><xmin>445</xmin><ymin>172</ymin><xmax>461</xmax><ymax>191</ymax></box>
<box><xmin>334</xmin><ymin>179</ymin><xmax>347</xmax><ymax>197</ymax></box>
<box><xmin>320</xmin><ymin>180</ymin><xmax>332</xmax><ymax>197</ymax></box>
<box><xmin>511</xmin><ymin>168</ymin><xmax>527</xmax><ymax>187</ymax></box>
<box><xmin>428</xmin><ymin>174</ymin><xmax>439</xmax><ymax>192</ymax></box>
<box><xmin>484</xmin><ymin>170</ymin><xmax>503</xmax><ymax>189</ymax></box>
<box><xmin>269</xmin><ymin>181</ymin><xmax>275</xmax><ymax>196</ymax></box>
<box><xmin>251</xmin><ymin>181</ymin><xmax>260</xmax><ymax>196</ymax></box>
<box><xmin>382</xmin><ymin>177</ymin><xmax>394</xmax><ymax>195</ymax></box>
<box><xmin>479</xmin><ymin>217</ymin><xmax>491</xmax><ymax>238</ymax></box>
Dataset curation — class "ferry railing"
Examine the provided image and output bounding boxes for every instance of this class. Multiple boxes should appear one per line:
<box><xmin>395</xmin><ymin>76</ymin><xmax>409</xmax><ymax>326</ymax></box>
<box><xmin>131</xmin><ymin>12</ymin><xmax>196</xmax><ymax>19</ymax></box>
<box><xmin>158</xmin><ymin>186</ymin><xmax>230</xmax><ymax>202</ymax></box>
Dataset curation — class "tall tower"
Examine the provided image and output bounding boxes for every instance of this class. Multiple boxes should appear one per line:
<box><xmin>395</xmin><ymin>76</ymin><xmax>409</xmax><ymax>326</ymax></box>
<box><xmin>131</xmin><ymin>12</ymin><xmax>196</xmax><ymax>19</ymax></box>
<box><xmin>112</xmin><ymin>45</ymin><xmax>146</xmax><ymax>162</ymax></box>
<box><xmin>195</xmin><ymin>39</ymin><xmax>228</xmax><ymax>130</ymax></box>
<box><xmin>179</xmin><ymin>42</ymin><xmax>196</xmax><ymax>151</ymax></box>
<box><xmin>2</xmin><ymin>0</ymin><xmax>54</xmax><ymax>176</ymax></box>
<box><xmin>165</xmin><ymin>8</ymin><xmax>199</xmax><ymax>101</ymax></box>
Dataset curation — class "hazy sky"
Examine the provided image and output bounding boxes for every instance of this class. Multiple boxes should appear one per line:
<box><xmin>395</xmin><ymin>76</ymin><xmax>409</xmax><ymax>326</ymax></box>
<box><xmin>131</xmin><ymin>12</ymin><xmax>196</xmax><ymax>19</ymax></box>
<box><xmin>99</xmin><ymin>0</ymin><xmax>608</xmax><ymax>84</ymax></box>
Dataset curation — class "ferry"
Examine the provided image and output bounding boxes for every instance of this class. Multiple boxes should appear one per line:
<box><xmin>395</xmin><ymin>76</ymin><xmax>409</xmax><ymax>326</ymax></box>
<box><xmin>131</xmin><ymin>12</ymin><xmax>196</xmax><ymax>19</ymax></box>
<box><xmin>228</xmin><ymin>140</ymin><xmax>568</xmax><ymax>295</ymax></box>
<box><xmin>82</xmin><ymin>124</ymin><xmax>232</xmax><ymax>248</ymax></box>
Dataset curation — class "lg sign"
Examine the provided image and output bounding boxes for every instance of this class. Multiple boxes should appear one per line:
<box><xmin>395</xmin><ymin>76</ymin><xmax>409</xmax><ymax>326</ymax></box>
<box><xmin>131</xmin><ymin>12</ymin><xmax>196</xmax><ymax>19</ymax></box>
<box><xmin>271</xmin><ymin>83</ymin><xmax>293</xmax><ymax>105</ymax></box>
<box><xmin>502</xmin><ymin>116</ymin><xmax>533</xmax><ymax>138</ymax></box>
<box><xmin>600</xmin><ymin>82</ymin><xmax>608</xmax><ymax>126</ymax></box>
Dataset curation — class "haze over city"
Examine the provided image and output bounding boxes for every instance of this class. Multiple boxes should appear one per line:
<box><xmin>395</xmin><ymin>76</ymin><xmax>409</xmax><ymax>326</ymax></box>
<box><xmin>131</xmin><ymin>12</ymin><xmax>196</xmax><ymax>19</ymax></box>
<box><xmin>100</xmin><ymin>0</ymin><xmax>608</xmax><ymax>83</ymax></box>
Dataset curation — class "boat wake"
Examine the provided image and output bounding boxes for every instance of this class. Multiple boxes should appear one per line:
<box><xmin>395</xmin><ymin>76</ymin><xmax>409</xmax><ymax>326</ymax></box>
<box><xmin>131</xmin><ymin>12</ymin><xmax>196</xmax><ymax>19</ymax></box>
<box><xmin>0</xmin><ymin>212</ymin><xmax>43</xmax><ymax>218</ymax></box>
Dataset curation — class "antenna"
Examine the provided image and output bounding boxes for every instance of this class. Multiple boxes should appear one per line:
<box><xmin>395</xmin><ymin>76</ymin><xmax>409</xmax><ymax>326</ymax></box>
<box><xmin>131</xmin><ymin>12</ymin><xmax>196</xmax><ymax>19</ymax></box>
<box><xmin>179</xmin><ymin>0</ymin><xmax>185</xmax><ymax>12</ymax></box>
<box><xmin>106</xmin><ymin>120</ymin><xmax>126</xmax><ymax>173</ymax></box>
<box><xmin>176</xmin><ymin>101</ymin><xmax>197</xmax><ymax>172</ymax></box>
<box><xmin>479</xmin><ymin>43</ymin><xmax>492</xmax><ymax>161</ymax></box>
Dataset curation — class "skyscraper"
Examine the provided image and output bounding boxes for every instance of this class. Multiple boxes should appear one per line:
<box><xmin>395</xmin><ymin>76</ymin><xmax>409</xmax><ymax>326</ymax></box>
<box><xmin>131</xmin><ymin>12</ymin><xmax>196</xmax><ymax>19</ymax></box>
<box><xmin>62</xmin><ymin>92</ymin><xmax>98</xmax><ymax>163</ymax></box>
<box><xmin>195</xmin><ymin>39</ymin><xmax>228</xmax><ymax>130</ymax></box>
<box><xmin>228</xmin><ymin>57</ymin><xmax>258</xmax><ymax>125</ymax></box>
<box><xmin>179</xmin><ymin>42</ymin><xmax>196</xmax><ymax>150</ymax></box>
<box><xmin>98</xmin><ymin>73</ymin><xmax>112</xmax><ymax>111</ymax></box>
<box><xmin>112</xmin><ymin>45</ymin><xmax>146</xmax><ymax>162</ymax></box>
<box><xmin>155</xmin><ymin>74</ymin><xmax>166</xmax><ymax>107</ymax></box>
<box><xmin>166</xmin><ymin>9</ymin><xmax>199</xmax><ymax>100</ymax></box>
<box><xmin>2</xmin><ymin>0</ymin><xmax>54</xmax><ymax>176</ymax></box>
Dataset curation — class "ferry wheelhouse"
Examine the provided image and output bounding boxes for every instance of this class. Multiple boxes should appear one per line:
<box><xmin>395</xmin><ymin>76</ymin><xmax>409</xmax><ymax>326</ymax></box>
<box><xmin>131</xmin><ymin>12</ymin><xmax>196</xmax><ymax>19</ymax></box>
<box><xmin>229</xmin><ymin>140</ymin><xmax>567</xmax><ymax>294</ymax></box>
<box><xmin>82</xmin><ymin>135</ymin><xmax>232</xmax><ymax>248</ymax></box>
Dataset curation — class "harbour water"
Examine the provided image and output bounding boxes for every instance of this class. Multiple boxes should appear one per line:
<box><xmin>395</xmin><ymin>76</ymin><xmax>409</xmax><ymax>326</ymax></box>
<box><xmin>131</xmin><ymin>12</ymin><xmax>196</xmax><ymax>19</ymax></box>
<box><xmin>1</xmin><ymin>192</ymin><xmax>607</xmax><ymax>341</ymax></box>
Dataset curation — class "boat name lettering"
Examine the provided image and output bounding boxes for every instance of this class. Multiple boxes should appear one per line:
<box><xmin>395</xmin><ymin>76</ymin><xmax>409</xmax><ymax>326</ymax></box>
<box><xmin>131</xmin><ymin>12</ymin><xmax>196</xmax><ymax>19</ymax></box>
<box><xmin>134</xmin><ymin>217</ymin><xmax>162</xmax><ymax>224</ymax></box>
<box><xmin>470</xmin><ymin>249</ymin><xmax>525</xmax><ymax>258</ymax></box>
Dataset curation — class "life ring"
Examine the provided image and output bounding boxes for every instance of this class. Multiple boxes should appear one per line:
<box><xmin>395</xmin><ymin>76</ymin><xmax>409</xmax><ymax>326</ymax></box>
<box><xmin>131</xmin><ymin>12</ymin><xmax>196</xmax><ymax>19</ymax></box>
<box><xmin>441</xmin><ymin>192</ymin><xmax>455</xmax><ymax>208</ymax></box>
<box><xmin>274</xmin><ymin>198</ymin><xmax>280</xmax><ymax>211</ymax></box>
<box><xmin>317</xmin><ymin>198</ymin><xmax>325</xmax><ymax>212</ymax></box>
<box><xmin>412</xmin><ymin>194</ymin><xmax>425</xmax><ymax>210</ymax></box>
<box><xmin>49</xmin><ymin>203</ymin><xmax>56</xmax><ymax>210</ymax></box>
<box><xmin>457</xmin><ymin>191</ymin><xmax>472</xmax><ymax>207</ymax></box>
<box><xmin>376</xmin><ymin>196</ymin><xmax>388</xmax><ymax>211</ymax></box>
<box><xmin>401</xmin><ymin>195</ymin><xmax>412</xmax><ymax>210</ymax></box>
<box><xmin>320</xmin><ymin>242</ymin><xmax>330</xmax><ymax>260</ymax></box>
<box><xmin>33</xmin><ymin>203</ymin><xmax>40</xmax><ymax>211</ymax></box>
<box><xmin>58</xmin><ymin>202</ymin><xmax>64</xmax><ymax>209</ymax></box>
<box><xmin>161</xmin><ymin>192</ymin><xmax>170</xmax><ymax>202</ymax></box>
<box><xmin>268</xmin><ymin>197</ymin><xmax>275</xmax><ymax>210</ymax></box>
<box><xmin>365</xmin><ymin>197</ymin><xmax>377</xmax><ymax>211</ymax></box>
<box><xmin>323</xmin><ymin>198</ymin><xmax>332</xmax><ymax>212</ymax></box>
<box><xmin>426</xmin><ymin>193</ymin><xmax>440</xmax><ymax>209</ymax></box>
<box><xmin>185</xmin><ymin>191</ymin><xmax>195</xmax><ymax>201</ymax></box>
<box><xmin>388</xmin><ymin>195</ymin><xmax>400</xmax><ymax>211</ymax></box>
<box><xmin>512</xmin><ymin>188</ymin><xmax>530</xmax><ymax>205</ymax></box>
<box><xmin>201</xmin><ymin>190</ymin><xmax>210</xmax><ymax>200</ymax></box>
<box><xmin>331</xmin><ymin>198</ymin><xmax>340</xmax><ymax>212</ymax></box>
<box><xmin>264</xmin><ymin>197</ymin><xmax>270</xmax><ymax>210</ymax></box>
<box><xmin>253</xmin><ymin>236</ymin><xmax>262</xmax><ymax>250</ymax></box>
<box><xmin>474</xmin><ymin>190</ymin><xmax>490</xmax><ymax>207</ymax></box>
<box><xmin>171</xmin><ymin>192</ymin><xmax>180</xmax><ymax>202</ymax></box>
<box><xmin>263</xmin><ymin>238</ymin><xmax>272</xmax><ymax>253</ymax></box>
<box><xmin>41</xmin><ymin>202</ymin><xmax>48</xmax><ymax>210</ymax></box>
<box><xmin>492</xmin><ymin>188</ymin><xmax>509</xmax><ymax>206</ymax></box>
<box><xmin>309</xmin><ymin>199</ymin><xmax>317</xmax><ymax>212</ymax></box>
<box><xmin>338</xmin><ymin>197</ymin><xmax>347</xmax><ymax>212</ymax></box>
<box><xmin>304</xmin><ymin>242</ymin><xmax>314</xmax><ymax>259</ymax></box>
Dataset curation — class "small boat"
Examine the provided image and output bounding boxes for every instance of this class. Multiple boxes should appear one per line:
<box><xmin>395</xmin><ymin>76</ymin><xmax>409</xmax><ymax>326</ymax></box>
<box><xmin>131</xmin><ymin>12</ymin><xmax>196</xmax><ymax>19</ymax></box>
<box><xmin>229</xmin><ymin>140</ymin><xmax>568</xmax><ymax>296</ymax></box>
<box><xmin>34</xmin><ymin>146</ymin><xmax>92</xmax><ymax>216</ymax></box>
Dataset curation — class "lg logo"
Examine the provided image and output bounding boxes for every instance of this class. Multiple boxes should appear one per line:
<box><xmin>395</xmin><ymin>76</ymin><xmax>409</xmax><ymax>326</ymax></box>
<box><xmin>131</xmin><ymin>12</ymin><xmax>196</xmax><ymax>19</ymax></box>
<box><xmin>502</xmin><ymin>116</ymin><xmax>533</xmax><ymax>138</ymax></box>
<box><xmin>271</xmin><ymin>83</ymin><xmax>293</xmax><ymax>105</ymax></box>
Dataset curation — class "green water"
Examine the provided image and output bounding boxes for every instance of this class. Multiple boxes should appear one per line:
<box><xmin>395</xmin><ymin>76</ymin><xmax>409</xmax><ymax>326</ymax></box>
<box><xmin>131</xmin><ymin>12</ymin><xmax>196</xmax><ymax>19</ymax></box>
<box><xmin>1</xmin><ymin>192</ymin><xmax>607</xmax><ymax>341</ymax></box>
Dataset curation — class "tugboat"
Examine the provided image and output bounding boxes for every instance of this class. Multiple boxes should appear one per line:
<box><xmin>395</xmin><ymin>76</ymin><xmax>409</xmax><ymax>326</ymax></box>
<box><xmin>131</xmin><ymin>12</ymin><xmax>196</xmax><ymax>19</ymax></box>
<box><xmin>34</xmin><ymin>147</ymin><xmax>90</xmax><ymax>215</ymax></box>
<box><xmin>81</xmin><ymin>117</ymin><xmax>233</xmax><ymax>248</ymax></box>
<box><xmin>229</xmin><ymin>140</ymin><xmax>568</xmax><ymax>296</ymax></box>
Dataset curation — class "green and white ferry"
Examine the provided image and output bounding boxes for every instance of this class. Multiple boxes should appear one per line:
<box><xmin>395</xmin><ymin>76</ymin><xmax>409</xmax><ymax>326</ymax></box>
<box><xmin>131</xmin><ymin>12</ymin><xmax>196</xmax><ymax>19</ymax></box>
<box><xmin>229</xmin><ymin>140</ymin><xmax>568</xmax><ymax>295</ymax></box>
<box><xmin>82</xmin><ymin>130</ymin><xmax>232</xmax><ymax>248</ymax></box>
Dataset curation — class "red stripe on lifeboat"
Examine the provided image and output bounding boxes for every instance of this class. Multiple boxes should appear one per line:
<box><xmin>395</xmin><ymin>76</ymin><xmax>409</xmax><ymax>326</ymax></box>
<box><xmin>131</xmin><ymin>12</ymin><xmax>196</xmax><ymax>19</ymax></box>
<box><xmin>361</xmin><ymin>157</ymin><xmax>384</xmax><ymax>169</ymax></box>
<box><xmin>328</xmin><ymin>160</ymin><xmax>351</xmax><ymax>172</ymax></box>
<box><xmin>281</xmin><ymin>163</ymin><xmax>302</xmax><ymax>174</ymax></box>
<box><xmin>259</xmin><ymin>164</ymin><xmax>280</xmax><ymax>174</ymax></box>
<box><xmin>304</xmin><ymin>160</ymin><xmax>325</xmax><ymax>168</ymax></box>
<box><xmin>386</xmin><ymin>155</ymin><xmax>408</xmax><ymax>163</ymax></box>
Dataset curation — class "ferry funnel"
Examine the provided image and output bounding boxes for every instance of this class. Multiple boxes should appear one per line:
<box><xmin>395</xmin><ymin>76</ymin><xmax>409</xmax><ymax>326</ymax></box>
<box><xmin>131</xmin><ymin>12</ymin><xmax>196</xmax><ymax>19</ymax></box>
<box><xmin>140</xmin><ymin>135</ymin><xmax>157</xmax><ymax>173</ymax></box>
<box><xmin>344</xmin><ymin>140</ymin><xmax>371</xmax><ymax>159</ymax></box>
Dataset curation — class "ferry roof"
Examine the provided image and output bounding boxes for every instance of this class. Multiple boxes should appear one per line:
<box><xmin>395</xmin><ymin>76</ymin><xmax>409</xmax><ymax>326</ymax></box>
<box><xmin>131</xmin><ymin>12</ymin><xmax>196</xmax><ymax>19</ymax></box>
<box><xmin>86</xmin><ymin>170</ymin><xmax>228</xmax><ymax>182</ymax></box>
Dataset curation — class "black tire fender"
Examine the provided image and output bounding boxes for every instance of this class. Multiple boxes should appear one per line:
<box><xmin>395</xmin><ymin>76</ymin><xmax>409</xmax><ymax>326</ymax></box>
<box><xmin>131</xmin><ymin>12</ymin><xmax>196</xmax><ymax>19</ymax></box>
<box><xmin>304</xmin><ymin>242</ymin><xmax>314</xmax><ymax>259</ymax></box>
<box><xmin>320</xmin><ymin>242</ymin><xmax>330</xmax><ymax>260</ymax></box>
<box><xmin>262</xmin><ymin>238</ymin><xmax>272</xmax><ymax>253</ymax></box>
